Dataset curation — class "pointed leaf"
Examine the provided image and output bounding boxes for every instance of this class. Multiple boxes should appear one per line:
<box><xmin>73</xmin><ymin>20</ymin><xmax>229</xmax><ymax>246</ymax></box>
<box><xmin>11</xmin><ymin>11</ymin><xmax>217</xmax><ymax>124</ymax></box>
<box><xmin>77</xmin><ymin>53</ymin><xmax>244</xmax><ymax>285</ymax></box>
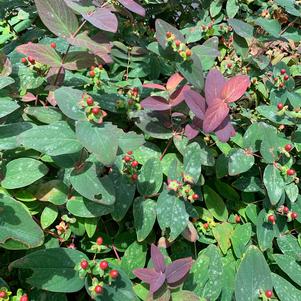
<box><xmin>118</xmin><ymin>0</ymin><xmax>145</xmax><ymax>16</ymax></box>
<box><xmin>203</xmin><ymin>101</ymin><xmax>229</xmax><ymax>133</ymax></box>
<box><xmin>141</xmin><ymin>96</ymin><xmax>170</xmax><ymax>111</ymax></box>
<box><xmin>166</xmin><ymin>73</ymin><xmax>184</xmax><ymax>91</ymax></box>
<box><xmin>133</xmin><ymin>268</ymin><xmax>166</xmax><ymax>293</ymax></box>
<box><xmin>166</xmin><ymin>257</ymin><xmax>193</xmax><ymax>285</ymax></box>
<box><xmin>205</xmin><ymin>69</ymin><xmax>225</xmax><ymax>106</ymax></box>
<box><xmin>221</xmin><ymin>75</ymin><xmax>250</xmax><ymax>103</ymax></box>
<box><xmin>151</xmin><ymin>244</ymin><xmax>166</xmax><ymax>273</ymax></box>
<box><xmin>143</xmin><ymin>83</ymin><xmax>165</xmax><ymax>90</ymax></box>
<box><xmin>169</xmin><ymin>85</ymin><xmax>189</xmax><ymax>107</ymax></box>
<box><xmin>272</xmin><ymin>273</ymin><xmax>301</xmax><ymax>301</ymax></box>
<box><xmin>184</xmin><ymin>89</ymin><xmax>206</xmax><ymax>119</ymax></box>
<box><xmin>215</xmin><ymin>116</ymin><xmax>236</xmax><ymax>142</ymax></box>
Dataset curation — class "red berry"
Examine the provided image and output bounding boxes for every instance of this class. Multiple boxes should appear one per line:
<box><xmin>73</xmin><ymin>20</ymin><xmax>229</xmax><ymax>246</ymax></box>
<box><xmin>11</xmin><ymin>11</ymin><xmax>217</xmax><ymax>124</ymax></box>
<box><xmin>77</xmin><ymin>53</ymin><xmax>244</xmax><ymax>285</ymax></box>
<box><xmin>166</xmin><ymin>31</ymin><xmax>172</xmax><ymax>38</ymax></box>
<box><xmin>131</xmin><ymin>161</ymin><xmax>138</xmax><ymax>168</ymax></box>
<box><xmin>283</xmin><ymin>206</ymin><xmax>289</xmax><ymax>214</ymax></box>
<box><xmin>80</xmin><ymin>259</ymin><xmax>89</xmax><ymax>270</ymax></box>
<box><xmin>86</xmin><ymin>97</ymin><xmax>94</xmax><ymax>106</ymax></box>
<box><xmin>265</xmin><ymin>290</ymin><xmax>273</xmax><ymax>298</ymax></box>
<box><xmin>291</xmin><ymin>212</ymin><xmax>298</xmax><ymax>220</ymax></box>
<box><xmin>127</xmin><ymin>151</ymin><xmax>133</xmax><ymax>155</ymax></box>
<box><xmin>235</xmin><ymin>215</ymin><xmax>241</xmax><ymax>223</ymax></box>
<box><xmin>287</xmin><ymin>169</ymin><xmax>295</xmax><ymax>176</ymax></box>
<box><xmin>20</xmin><ymin>294</ymin><xmax>29</xmax><ymax>301</ymax></box>
<box><xmin>279</xmin><ymin>82</ymin><xmax>284</xmax><ymax>88</ymax></box>
<box><xmin>92</xmin><ymin>107</ymin><xmax>100</xmax><ymax>115</ymax></box>
<box><xmin>284</xmin><ymin>75</ymin><xmax>289</xmax><ymax>81</ymax></box>
<box><xmin>99</xmin><ymin>260</ymin><xmax>109</xmax><ymax>270</ymax></box>
<box><xmin>192</xmin><ymin>193</ymin><xmax>199</xmax><ymax>201</ymax></box>
<box><xmin>277</xmin><ymin>103</ymin><xmax>284</xmax><ymax>110</ymax></box>
<box><xmin>268</xmin><ymin>215</ymin><xmax>276</xmax><ymax>224</ymax></box>
<box><xmin>50</xmin><ymin>42</ymin><xmax>56</xmax><ymax>49</ymax></box>
<box><xmin>186</xmin><ymin>49</ymin><xmax>192</xmax><ymax>57</ymax></box>
<box><xmin>96</xmin><ymin>236</ymin><xmax>103</xmax><ymax>245</ymax></box>
<box><xmin>274</xmin><ymin>77</ymin><xmax>278</xmax><ymax>82</ymax></box>
<box><xmin>21</xmin><ymin>57</ymin><xmax>27</xmax><ymax>64</ymax></box>
<box><xmin>203</xmin><ymin>223</ymin><xmax>209</xmax><ymax>229</ymax></box>
<box><xmin>94</xmin><ymin>285</ymin><xmax>103</xmax><ymax>294</ymax></box>
<box><xmin>89</xmin><ymin>70</ymin><xmax>95</xmax><ymax>77</ymax></box>
<box><xmin>28</xmin><ymin>56</ymin><xmax>35</xmax><ymax>64</ymax></box>
<box><xmin>285</xmin><ymin>144</ymin><xmax>292</xmax><ymax>152</ymax></box>
<box><xmin>90</xmin><ymin>66</ymin><xmax>95</xmax><ymax>71</ymax></box>
<box><xmin>0</xmin><ymin>291</ymin><xmax>6</xmax><ymax>298</ymax></box>
<box><xmin>175</xmin><ymin>40</ymin><xmax>181</xmax><ymax>47</ymax></box>
<box><xmin>280</xmin><ymin>69</ymin><xmax>286</xmax><ymax>75</ymax></box>
<box><xmin>123</xmin><ymin>155</ymin><xmax>131</xmax><ymax>162</ymax></box>
<box><xmin>227</xmin><ymin>63</ymin><xmax>232</xmax><ymax>68</ymax></box>
<box><xmin>131</xmin><ymin>174</ymin><xmax>138</xmax><ymax>181</ymax></box>
<box><xmin>110</xmin><ymin>269</ymin><xmax>119</xmax><ymax>279</ymax></box>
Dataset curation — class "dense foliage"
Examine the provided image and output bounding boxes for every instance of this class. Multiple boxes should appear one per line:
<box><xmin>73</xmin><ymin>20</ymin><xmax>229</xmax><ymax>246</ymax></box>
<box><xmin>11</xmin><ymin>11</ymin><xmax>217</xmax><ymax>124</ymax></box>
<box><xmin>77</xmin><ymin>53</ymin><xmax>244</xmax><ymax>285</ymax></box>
<box><xmin>0</xmin><ymin>0</ymin><xmax>301</xmax><ymax>300</ymax></box>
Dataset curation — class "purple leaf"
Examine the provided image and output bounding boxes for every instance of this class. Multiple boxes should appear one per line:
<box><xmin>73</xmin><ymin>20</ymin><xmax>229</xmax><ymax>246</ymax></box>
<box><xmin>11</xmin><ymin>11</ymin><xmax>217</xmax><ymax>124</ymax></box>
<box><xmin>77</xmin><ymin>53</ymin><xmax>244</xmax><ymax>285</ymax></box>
<box><xmin>165</xmin><ymin>257</ymin><xmax>193</xmax><ymax>285</ymax></box>
<box><xmin>182</xmin><ymin>222</ymin><xmax>199</xmax><ymax>242</ymax></box>
<box><xmin>166</xmin><ymin>73</ymin><xmax>184</xmax><ymax>91</ymax></box>
<box><xmin>141</xmin><ymin>96</ymin><xmax>170</xmax><ymax>111</ymax></box>
<box><xmin>185</xmin><ymin>117</ymin><xmax>202</xmax><ymax>140</ymax></box>
<box><xmin>143</xmin><ymin>83</ymin><xmax>166</xmax><ymax>90</ymax></box>
<box><xmin>169</xmin><ymin>85</ymin><xmax>189</xmax><ymax>108</ymax></box>
<box><xmin>133</xmin><ymin>268</ymin><xmax>166</xmax><ymax>293</ymax></box>
<box><xmin>118</xmin><ymin>0</ymin><xmax>145</xmax><ymax>16</ymax></box>
<box><xmin>16</xmin><ymin>43</ymin><xmax>62</xmax><ymax>67</ymax></box>
<box><xmin>221</xmin><ymin>75</ymin><xmax>250</xmax><ymax>103</ymax></box>
<box><xmin>184</xmin><ymin>89</ymin><xmax>206</xmax><ymax>119</ymax></box>
<box><xmin>151</xmin><ymin>244</ymin><xmax>166</xmax><ymax>273</ymax></box>
<box><xmin>215</xmin><ymin>116</ymin><xmax>236</xmax><ymax>142</ymax></box>
<box><xmin>203</xmin><ymin>101</ymin><xmax>229</xmax><ymax>133</ymax></box>
<box><xmin>205</xmin><ymin>69</ymin><xmax>226</xmax><ymax>107</ymax></box>
<box><xmin>83</xmin><ymin>8</ymin><xmax>118</xmax><ymax>32</ymax></box>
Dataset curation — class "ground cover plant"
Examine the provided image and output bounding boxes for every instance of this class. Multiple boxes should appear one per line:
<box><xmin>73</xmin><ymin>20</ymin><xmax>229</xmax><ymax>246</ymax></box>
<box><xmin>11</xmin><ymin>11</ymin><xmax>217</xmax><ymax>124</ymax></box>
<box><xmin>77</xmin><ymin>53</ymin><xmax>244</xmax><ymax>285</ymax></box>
<box><xmin>0</xmin><ymin>0</ymin><xmax>301</xmax><ymax>300</ymax></box>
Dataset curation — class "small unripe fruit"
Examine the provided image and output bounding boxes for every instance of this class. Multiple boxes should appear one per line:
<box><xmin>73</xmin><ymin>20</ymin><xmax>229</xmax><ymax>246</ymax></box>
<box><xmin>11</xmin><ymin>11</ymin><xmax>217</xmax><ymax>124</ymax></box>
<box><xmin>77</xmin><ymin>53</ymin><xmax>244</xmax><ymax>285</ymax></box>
<box><xmin>127</xmin><ymin>151</ymin><xmax>133</xmax><ymax>155</ymax></box>
<box><xmin>20</xmin><ymin>295</ymin><xmax>29</xmax><ymax>301</ymax></box>
<box><xmin>186</xmin><ymin>49</ymin><xmax>192</xmax><ymax>57</ymax></box>
<box><xmin>89</xmin><ymin>70</ymin><xmax>95</xmax><ymax>77</ymax></box>
<box><xmin>131</xmin><ymin>174</ymin><xmax>138</xmax><ymax>181</ymax></box>
<box><xmin>274</xmin><ymin>77</ymin><xmax>278</xmax><ymax>82</ymax></box>
<box><xmin>287</xmin><ymin>169</ymin><xmax>295</xmax><ymax>176</ymax></box>
<box><xmin>192</xmin><ymin>193</ymin><xmax>199</xmax><ymax>200</ymax></box>
<box><xmin>265</xmin><ymin>290</ymin><xmax>273</xmax><ymax>298</ymax></box>
<box><xmin>80</xmin><ymin>259</ymin><xmax>89</xmax><ymax>270</ymax></box>
<box><xmin>280</xmin><ymin>69</ymin><xmax>286</xmax><ymax>75</ymax></box>
<box><xmin>284</xmin><ymin>75</ymin><xmax>289</xmax><ymax>81</ymax></box>
<box><xmin>203</xmin><ymin>223</ymin><xmax>209</xmax><ymax>229</ymax></box>
<box><xmin>227</xmin><ymin>63</ymin><xmax>232</xmax><ymax>68</ymax></box>
<box><xmin>291</xmin><ymin>212</ymin><xmax>298</xmax><ymax>220</ymax></box>
<box><xmin>96</xmin><ymin>236</ymin><xmax>103</xmax><ymax>245</ymax></box>
<box><xmin>285</xmin><ymin>144</ymin><xmax>292</xmax><ymax>152</ymax></box>
<box><xmin>21</xmin><ymin>57</ymin><xmax>27</xmax><ymax>64</ymax></box>
<box><xmin>50</xmin><ymin>42</ymin><xmax>56</xmax><ymax>49</ymax></box>
<box><xmin>98</xmin><ymin>64</ymin><xmax>103</xmax><ymax>69</ymax></box>
<box><xmin>235</xmin><ymin>215</ymin><xmax>241</xmax><ymax>223</ymax></box>
<box><xmin>175</xmin><ymin>40</ymin><xmax>181</xmax><ymax>47</ymax></box>
<box><xmin>94</xmin><ymin>285</ymin><xmax>103</xmax><ymax>294</ymax></box>
<box><xmin>99</xmin><ymin>260</ymin><xmax>109</xmax><ymax>270</ymax></box>
<box><xmin>28</xmin><ymin>56</ymin><xmax>35</xmax><ymax>64</ymax></box>
<box><xmin>277</xmin><ymin>103</ymin><xmax>284</xmax><ymax>110</ymax></box>
<box><xmin>123</xmin><ymin>155</ymin><xmax>131</xmax><ymax>162</ymax></box>
<box><xmin>166</xmin><ymin>31</ymin><xmax>172</xmax><ymax>38</ymax></box>
<box><xmin>0</xmin><ymin>291</ymin><xmax>6</xmax><ymax>298</ymax></box>
<box><xmin>279</xmin><ymin>82</ymin><xmax>284</xmax><ymax>88</ymax></box>
<box><xmin>110</xmin><ymin>269</ymin><xmax>119</xmax><ymax>279</ymax></box>
<box><xmin>92</xmin><ymin>107</ymin><xmax>100</xmax><ymax>115</ymax></box>
<box><xmin>131</xmin><ymin>160</ymin><xmax>138</xmax><ymax>168</ymax></box>
<box><xmin>86</xmin><ymin>97</ymin><xmax>94</xmax><ymax>106</ymax></box>
<box><xmin>283</xmin><ymin>206</ymin><xmax>289</xmax><ymax>214</ymax></box>
<box><xmin>90</xmin><ymin>66</ymin><xmax>95</xmax><ymax>71</ymax></box>
<box><xmin>268</xmin><ymin>215</ymin><xmax>276</xmax><ymax>224</ymax></box>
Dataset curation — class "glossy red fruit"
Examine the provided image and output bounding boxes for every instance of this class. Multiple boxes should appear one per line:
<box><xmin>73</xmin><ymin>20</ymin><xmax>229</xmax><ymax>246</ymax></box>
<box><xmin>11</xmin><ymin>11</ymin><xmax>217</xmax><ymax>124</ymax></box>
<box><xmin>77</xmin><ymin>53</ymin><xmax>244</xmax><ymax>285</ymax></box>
<box><xmin>280</xmin><ymin>69</ymin><xmax>286</xmax><ymax>75</ymax></box>
<box><xmin>175</xmin><ymin>40</ymin><xmax>181</xmax><ymax>47</ymax></box>
<box><xmin>186</xmin><ymin>49</ymin><xmax>192</xmax><ymax>57</ymax></box>
<box><xmin>131</xmin><ymin>161</ymin><xmax>138</xmax><ymax>168</ymax></box>
<box><xmin>203</xmin><ymin>223</ymin><xmax>209</xmax><ymax>229</ymax></box>
<box><xmin>265</xmin><ymin>290</ymin><xmax>273</xmax><ymax>298</ymax></box>
<box><xmin>92</xmin><ymin>107</ymin><xmax>100</xmax><ymax>115</ymax></box>
<box><xmin>235</xmin><ymin>215</ymin><xmax>241</xmax><ymax>223</ymax></box>
<box><xmin>284</xmin><ymin>75</ymin><xmax>289</xmax><ymax>81</ymax></box>
<box><xmin>131</xmin><ymin>174</ymin><xmax>138</xmax><ymax>181</ymax></box>
<box><xmin>80</xmin><ymin>259</ymin><xmax>89</xmax><ymax>270</ymax></box>
<box><xmin>277</xmin><ymin>103</ymin><xmax>284</xmax><ymax>110</ymax></box>
<box><xmin>287</xmin><ymin>169</ymin><xmax>295</xmax><ymax>176</ymax></box>
<box><xmin>127</xmin><ymin>151</ymin><xmax>133</xmax><ymax>155</ymax></box>
<box><xmin>279</xmin><ymin>82</ymin><xmax>284</xmax><ymax>88</ymax></box>
<box><xmin>20</xmin><ymin>294</ymin><xmax>29</xmax><ymax>301</ymax></box>
<box><xmin>0</xmin><ymin>291</ymin><xmax>6</xmax><ymax>298</ymax></box>
<box><xmin>291</xmin><ymin>212</ymin><xmax>298</xmax><ymax>220</ymax></box>
<box><xmin>99</xmin><ymin>260</ymin><xmax>109</xmax><ymax>270</ymax></box>
<box><xmin>283</xmin><ymin>206</ymin><xmax>289</xmax><ymax>214</ymax></box>
<box><xmin>274</xmin><ymin>77</ymin><xmax>278</xmax><ymax>82</ymax></box>
<box><xmin>285</xmin><ymin>144</ymin><xmax>292</xmax><ymax>152</ymax></box>
<box><xmin>268</xmin><ymin>215</ymin><xmax>276</xmax><ymax>224</ymax></box>
<box><xmin>192</xmin><ymin>193</ymin><xmax>199</xmax><ymax>200</ymax></box>
<box><xmin>123</xmin><ymin>155</ymin><xmax>131</xmax><ymax>162</ymax></box>
<box><xmin>94</xmin><ymin>285</ymin><xmax>103</xmax><ymax>294</ymax></box>
<box><xmin>86</xmin><ymin>97</ymin><xmax>94</xmax><ymax>106</ymax></box>
<box><xmin>110</xmin><ymin>269</ymin><xmax>119</xmax><ymax>279</ymax></box>
<box><xmin>21</xmin><ymin>57</ymin><xmax>27</xmax><ymax>64</ymax></box>
<box><xmin>89</xmin><ymin>70</ymin><xmax>95</xmax><ymax>77</ymax></box>
<box><xmin>50</xmin><ymin>42</ymin><xmax>56</xmax><ymax>49</ymax></box>
<box><xmin>28</xmin><ymin>56</ymin><xmax>35</xmax><ymax>64</ymax></box>
<box><xmin>166</xmin><ymin>31</ymin><xmax>172</xmax><ymax>38</ymax></box>
<box><xmin>96</xmin><ymin>236</ymin><xmax>103</xmax><ymax>246</ymax></box>
<box><xmin>227</xmin><ymin>63</ymin><xmax>232</xmax><ymax>68</ymax></box>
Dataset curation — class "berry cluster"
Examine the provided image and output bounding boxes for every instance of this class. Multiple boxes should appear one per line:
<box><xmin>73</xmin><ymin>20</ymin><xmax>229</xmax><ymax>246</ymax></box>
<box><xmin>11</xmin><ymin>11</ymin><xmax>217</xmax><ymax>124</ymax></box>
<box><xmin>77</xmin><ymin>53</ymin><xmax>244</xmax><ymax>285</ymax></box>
<box><xmin>122</xmin><ymin>151</ymin><xmax>139</xmax><ymax>181</ymax></box>
<box><xmin>267</xmin><ymin>207</ymin><xmax>298</xmax><ymax>225</ymax></box>
<box><xmin>80</xmin><ymin>95</ymin><xmax>107</xmax><ymax>124</ymax></box>
<box><xmin>76</xmin><ymin>237</ymin><xmax>119</xmax><ymax>298</ymax></box>
<box><xmin>116</xmin><ymin>87</ymin><xmax>141</xmax><ymax>111</ymax></box>
<box><xmin>165</xmin><ymin>31</ymin><xmax>192</xmax><ymax>61</ymax></box>
<box><xmin>88</xmin><ymin>65</ymin><xmax>104</xmax><ymax>88</ymax></box>
<box><xmin>0</xmin><ymin>288</ymin><xmax>28</xmax><ymax>301</ymax></box>
<box><xmin>273</xmin><ymin>69</ymin><xmax>290</xmax><ymax>89</ymax></box>
<box><xmin>167</xmin><ymin>177</ymin><xmax>199</xmax><ymax>203</ymax></box>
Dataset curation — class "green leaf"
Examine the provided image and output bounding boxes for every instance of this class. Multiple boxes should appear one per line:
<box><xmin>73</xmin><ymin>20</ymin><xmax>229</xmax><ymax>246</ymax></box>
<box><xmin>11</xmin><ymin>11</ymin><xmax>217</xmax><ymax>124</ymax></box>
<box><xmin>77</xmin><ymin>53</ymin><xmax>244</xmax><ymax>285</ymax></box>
<box><xmin>138</xmin><ymin>157</ymin><xmax>163</xmax><ymax>196</ymax></box>
<box><xmin>35</xmin><ymin>180</ymin><xmax>68</xmax><ymax>205</ymax></box>
<box><xmin>228</xmin><ymin>149</ymin><xmax>254</xmax><ymax>176</ymax></box>
<box><xmin>118</xmin><ymin>131</ymin><xmax>145</xmax><ymax>154</ymax></box>
<box><xmin>274</xmin><ymin>0</ymin><xmax>301</xmax><ymax>17</ymax></box>
<box><xmin>157</xmin><ymin>189</ymin><xmax>189</xmax><ymax>241</ymax></box>
<box><xmin>232</xmin><ymin>176</ymin><xmax>264</xmax><ymax>193</ymax></box>
<box><xmin>228</xmin><ymin>19</ymin><xmax>254</xmax><ymax>39</ymax></box>
<box><xmin>9</xmin><ymin>248</ymin><xmax>87</xmax><ymax>292</ymax></box>
<box><xmin>70</xmin><ymin>162</ymin><xmax>115</xmax><ymax>205</ymax></box>
<box><xmin>285</xmin><ymin>183</ymin><xmax>299</xmax><ymax>203</ymax></box>
<box><xmin>226</xmin><ymin>0</ymin><xmax>239</xmax><ymax>18</ymax></box>
<box><xmin>255</xmin><ymin>18</ymin><xmax>281</xmax><ymax>38</ymax></box>
<box><xmin>256</xmin><ymin>209</ymin><xmax>275</xmax><ymax>251</ymax></box>
<box><xmin>121</xmin><ymin>241</ymin><xmax>147</xmax><ymax>279</ymax></box>
<box><xmin>24</xmin><ymin>106</ymin><xmax>63</xmax><ymax>124</ymax></box>
<box><xmin>212</xmin><ymin>223</ymin><xmax>233</xmax><ymax>255</ymax></box>
<box><xmin>210</xmin><ymin>0</ymin><xmax>223</xmax><ymax>17</ymax></box>
<box><xmin>256</xmin><ymin>105</ymin><xmax>295</xmax><ymax>125</ymax></box>
<box><xmin>55</xmin><ymin>87</ymin><xmax>86</xmax><ymax>120</ymax></box>
<box><xmin>1</xmin><ymin>158</ymin><xmax>48</xmax><ymax>189</ymax></box>
<box><xmin>76</xmin><ymin>121</ymin><xmax>119</xmax><ymax>166</ymax></box>
<box><xmin>263</xmin><ymin>165</ymin><xmax>284</xmax><ymax>205</ymax></box>
<box><xmin>277</xmin><ymin>235</ymin><xmax>301</xmax><ymax>261</ymax></box>
<box><xmin>183</xmin><ymin>142</ymin><xmax>202</xmax><ymax>183</ymax></box>
<box><xmin>0</xmin><ymin>194</ymin><xmax>44</xmax><ymax>249</ymax></box>
<box><xmin>19</xmin><ymin>121</ymin><xmax>82</xmax><ymax>156</ymax></box>
<box><xmin>235</xmin><ymin>246</ymin><xmax>272</xmax><ymax>301</ymax></box>
<box><xmin>230</xmin><ymin>223</ymin><xmax>252</xmax><ymax>258</ymax></box>
<box><xmin>272</xmin><ymin>273</ymin><xmax>301</xmax><ymax>301</ymax></box>
<box><xmin>172</xmin><ymin>291</ymin><xmax>200</xmax><ymax>301</ymax></box>
<box><xmin>41</xmin><ymin>204</ymin><xmax>58</xmax><ymax>229</ymax></box>
<box><xmin>0</xmin><ymin>76</ymin><xmax>15</xmax><ymax>89</ymax></box>
<box><xmin>34</xmin><ymin>0</ymin><xmax>79</xmax><ymax>38</ymax></box>
<box><xmin>133</xmin><ymin>197</ymin><xmax>156</xmax><ymax>242</ymax></box>
<box><xmin>84</xmin><ymin>218</ymin><xmax>98</xmax><ymax>238</ymax></box>
<box><xmin>274</xmin><ymin>254</ymin><xmax>301</xmax><ymax>286</ymax></box>
<box><xmin>133</xmin><ymin>142</ymin><xmax>161</xmax><ymax>164</ymax></box>
<box><xmin>203</xmin><ymin>185</ymin><xmax>228</xmax><ymax>221</ymax></box>
<box><xmin>0</xmin><ymin>98</ymin><xmax>20</xmax><ymax>118</ymax></box>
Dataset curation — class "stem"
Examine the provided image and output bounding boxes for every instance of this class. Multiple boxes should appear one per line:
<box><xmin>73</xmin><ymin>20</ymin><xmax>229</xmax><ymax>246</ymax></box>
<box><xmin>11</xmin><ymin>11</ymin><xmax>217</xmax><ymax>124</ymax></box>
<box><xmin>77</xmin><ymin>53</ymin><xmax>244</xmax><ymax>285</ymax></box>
<box><xmin>160</xmin><ymin>138</ymin><xmax>173</xmax><ymax>161</ymax></box>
